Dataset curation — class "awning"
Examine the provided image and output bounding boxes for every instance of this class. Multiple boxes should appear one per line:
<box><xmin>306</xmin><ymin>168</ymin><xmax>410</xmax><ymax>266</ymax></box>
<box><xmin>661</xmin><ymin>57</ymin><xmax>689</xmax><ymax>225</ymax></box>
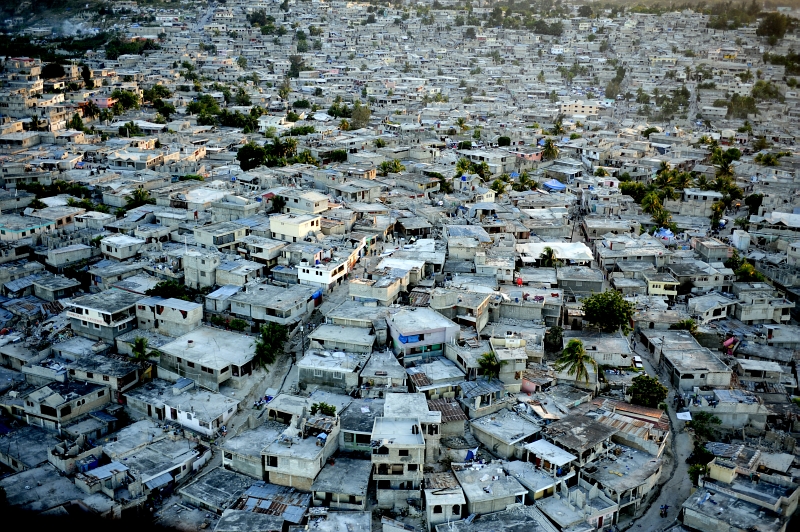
<box><xmin>144</xmin><ymin>472</ymin><xmax>173</xmax><ymax>490</ymax></box>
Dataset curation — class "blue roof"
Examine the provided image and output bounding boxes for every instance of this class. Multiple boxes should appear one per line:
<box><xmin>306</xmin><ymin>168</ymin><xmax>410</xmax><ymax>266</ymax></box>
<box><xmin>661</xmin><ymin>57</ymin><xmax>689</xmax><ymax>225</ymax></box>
<box><xmin>543</xmin><ymin>179</ymin><xmax>567</xmax><ymax>191</ymax></box>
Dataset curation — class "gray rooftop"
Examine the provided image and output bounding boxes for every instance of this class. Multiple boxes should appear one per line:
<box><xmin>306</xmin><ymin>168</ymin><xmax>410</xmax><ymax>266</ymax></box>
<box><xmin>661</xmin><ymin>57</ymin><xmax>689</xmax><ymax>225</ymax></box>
<box><xmin>310</xmin><ymin>458</ymin><xmax>372</xmax><ymax>496</ymax></box>
<box><xmin>70</xmin><ymin>289</ymin><xmax>143</xmax><ymax>312</ymax></box>
<box><xmin>179</xmin><ymin>466</ymin><xmax>254</xmax><ymax>512</ymax></box>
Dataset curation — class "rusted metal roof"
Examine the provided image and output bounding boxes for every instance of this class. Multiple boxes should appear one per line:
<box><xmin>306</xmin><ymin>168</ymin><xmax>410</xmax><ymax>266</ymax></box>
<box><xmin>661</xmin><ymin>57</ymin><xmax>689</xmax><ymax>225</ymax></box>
<box><xmin>427</xmin><ymin>399</ymin><xmax>468</xmax><ymax>423</ymax></box>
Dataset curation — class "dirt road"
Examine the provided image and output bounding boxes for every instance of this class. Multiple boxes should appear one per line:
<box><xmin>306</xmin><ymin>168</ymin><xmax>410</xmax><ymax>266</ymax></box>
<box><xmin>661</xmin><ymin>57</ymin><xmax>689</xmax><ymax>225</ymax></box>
<box><xmin>619</xmin><ymin>344</ymin><xmax>694</xmax><ymax>531</ymax></box>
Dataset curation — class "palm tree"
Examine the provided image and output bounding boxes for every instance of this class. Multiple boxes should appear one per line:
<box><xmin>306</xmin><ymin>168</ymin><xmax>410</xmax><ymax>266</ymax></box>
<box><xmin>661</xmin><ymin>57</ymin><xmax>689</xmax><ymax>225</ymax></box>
<box><xmin>541</xmin><ymin>138</ymin><xmax>559</xmax><ymax>161</ymax></box>
<box><xmin>651</xmin><ymin>208</ymin><xmax>673</xmax><ymax>227</ymax></box>
<box><xmin>641</xmin><ymin>191</ymin><xmax>663</xmax><ymax>214</ymax></box>
<box><xmin>83</xmin><ymin>101</ymin><xmax>101</xmax><ymax>119</ymax></box>
<box><xmin>539</xmin><ymin>246</ymin><xmax>560</xmax><ymax>267</ymax></box>
<box><xmin>456</xmin><ymin>117</ymin><xmax>468</xmax><ymax>132</ymax></box>
<box><xmin>455</xmin><ymin>157</ymin><xmax>472</xmax><ymax>177</ymax></box>
<box><xmin>673</xmin><ymin>171</ymin><xmax>694</xmax><ymax>190</ymax></box>
<box><xmin>130</xmin><ymin>337</ymin><xmax>157</xmax><ymax>379</ymax></box>
<box><xmin>657</xmin><ymin>160</ymin><xmax>671</xmax><ymax>176</ymax></box>
<box><xmin>477</xmin><ymin>352</ymin><xmax>507</xmax><ymax>381</ymax></box>
<box><xmin>125</xmin><ymin>188</ymin><xmax>155</xmax><ymax>209</ymax></box>
<box><xmin>554</xmin><ymin>339</ymin><xmax>596</xmax><ymax>383</ymax></box>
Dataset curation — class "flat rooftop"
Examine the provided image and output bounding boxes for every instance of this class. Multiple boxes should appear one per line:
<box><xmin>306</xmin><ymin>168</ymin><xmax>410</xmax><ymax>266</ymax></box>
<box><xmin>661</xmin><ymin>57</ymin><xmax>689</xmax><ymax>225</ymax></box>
<box><xmin>297</xmin><ymin>350</ymin><xmax>366</xmax><ymax>372</ymax></box>
<box><xmin>222</xmin><ymin>421</ymin><xmax>287</xmax><ymax>459</ymax></box>
<box><xmin>502</xmin><ymin>460</ymin><xmax>560</xmax><ymax>493</ymax></box>
<box><xmin>307</xmin><ymin>324</ymin><xmax>376</xmax><ymax>347</ymax></box>
<box><xmin>663</xmin><ymin>347</ymin><xmax>730</xmax><ymax>374</ymax></box>
<box><xmin>384</xmin><ymin>392</ymin><xmax>441</xmax><ymax>424</ymax></box>
<box><xmin>388</xmin><ymin>306</ymin><xmax>458</xmax><ymax>334</ymax></box>
<box><xmin>179</xmin><ymin>466</ymin><xmax>254</xmax><ymax>512</ymax></box>
<box><xmin>581</xmin><ymin>445</ymin><xmax>662</xmax><ymax>492</ymax></box>
<box><xmin>70</xmin><ymin>289</ymin><xmax>143</xmax><ymax>312</ymax></box>
<box><xmin>471</xmin><ymin>409</ymin><xmax>541</xmax><ymax>445</ymax></box>
<box><xmin>372</xmin><ymin>417</ymin><xmax>425</xmax><ymax>446</ymax></box>
<box><xmin>433</xmin><ymin>505</ymin><xmax>554</xmax><ymax>532</ymax></box>
<box><xmin>542</xmin><ymin>414</ymin><xmax>618</xmax><ymax>453</ymax></box>
<box><xmin>159</xmin><ymin>327</ymin><xmax>255</xmax><ymax>370</ymax></box>
<box><xmin>126</xmin><ymin>379</ymin><xmax>240</xmax><ymax>420</ymax></box>
<box><xmin>311</xmin><ymin>457</ymin><xmax>371</xmax><ymax>496</ymax></box>
<box><xmin>453</xmin><ymin>464</ymin><xmax>527</xmax><ymax>503</ymax></box>
<box><xmin>682</xmin><ymin>483</ymin><xmax>786</xmax><ymax>531</ymax></box>
<box><xmin>287</xmin><ymin>511</ymin><xmax>371</xmax><ymax>532</ymax></box>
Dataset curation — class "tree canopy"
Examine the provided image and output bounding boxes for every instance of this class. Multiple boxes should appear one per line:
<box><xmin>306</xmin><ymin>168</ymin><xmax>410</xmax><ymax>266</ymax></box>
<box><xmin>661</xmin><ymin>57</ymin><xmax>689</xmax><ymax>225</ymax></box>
<box><xmin>254</xmin><ymin>323</ymin><xmax>289</xmax><ymax>369</ymax></box>
<box><xmin>554</xmin><ymin>339</ymin><xmax>596</xmax><ymax>383</ymax></box>
<box><xmin>629</xmin><ymin>375</ymin><xmax>668</xmax><ymax>408</ymax></box>
<box><xmin>582</xmin><ymin>291</ymin><xmax>635</xmax><ymax>334</ymax></box>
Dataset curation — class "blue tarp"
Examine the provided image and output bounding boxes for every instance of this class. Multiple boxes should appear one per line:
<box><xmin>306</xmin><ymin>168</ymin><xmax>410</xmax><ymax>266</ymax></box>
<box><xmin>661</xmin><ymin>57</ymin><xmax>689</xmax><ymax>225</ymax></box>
<box><xmin>543</xmin><ymin>179</ymin><xmax>566</xmax><ymax>191</ymax></box>
<box><xmin>655</xmin><ymin>227</ymin><xmax>674</xmax><ymax>239</ymax></box>
<box><xmin>398</xmin><ymin>334</ymin><xmax>420</xmax><ymax>344</ymax></box>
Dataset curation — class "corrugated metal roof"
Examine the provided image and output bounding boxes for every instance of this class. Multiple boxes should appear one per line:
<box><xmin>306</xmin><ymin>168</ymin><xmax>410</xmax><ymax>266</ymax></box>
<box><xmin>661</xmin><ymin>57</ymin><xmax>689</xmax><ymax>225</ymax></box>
<box><xmin>427</xmin><ymin>399</ymin><xmax>468</xmax><ymax>423</ymax></box>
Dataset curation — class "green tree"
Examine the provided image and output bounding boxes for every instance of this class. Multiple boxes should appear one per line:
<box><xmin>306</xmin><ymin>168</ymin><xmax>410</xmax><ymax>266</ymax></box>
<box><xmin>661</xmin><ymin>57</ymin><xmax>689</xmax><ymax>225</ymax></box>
<box><xmin>542</xmin><ymin>138</ymin><xmax>559</xmax><ymax>160</ymax></box>
<box><xmin>237</xmin><ymin>141</ymin><xmax>267</xmax><ymax>171</ymax></box>
<box><xmin>539</xmin><ymin>246</ymin><xmax>560</xmax><ymax>267</ymax></box>
<box><xmin>378</xmin><ymin>159</ymin><xmax>405</xmax><ymax>176</ymax></box>
<box><xmin>125</xmin><ymin>188</ymin><xmax>155</xmax><ymax>209</ymax></box>
<box><xmin>582</xmin><ymin>291</ymin><xmax>634</xmax><ymax>334</ymax></box>
<box><xmin>477</xmin><ymin>352</ymin><xmax>507</xmax><ymax>381</ymax></box>
<box><xmin>628</xmin><ymin>375</ymin><xmax>668</xmax><ymax>408</ymax></box>
<box><xmin>67</xmin><ymin>113</ymin><xmax>84</xmax><ymax>131</ymax></box>
<box><xmin>687</xmin><ymin>412</ymin><xmax>722</xmax><ymax>442</ymax></box>
<box><xmin>670</xmin><ymin>319</ymin><xmax>698</xmax><ymax>336</ymax></box>
<box><xmin>310</xmin><ymin>402</ymin><xmax>337</xmax><ymax>416</ymax></box>
<box><xmin>111</xmin><ymin>89</ymin><xmax>140</xmax><ymax>110</ymax></box>
<box><xmin>130</xmin><ymin>337</ymin><xmax>157</xmax><ymax>368</ymax></box>
<box><xmin>757</xmin><ymin>12</ymin><xmax>791</xmax><ymax>42</ymax></box>
<box><xmin>497</xmin><ymin>136</ymin><xmax>511</xmax><ymax>146</ymax></box>
<box><xmin>554</xmin><ymin>339</ymin><xmax>596</xmax><ymax>383</ymax></box>
<box><xmin>254</xmin><ymin>323</ymin><xmax>289</xmax><ymax>368</ymax></box>
<box><xmin>544</xmin><ymin>326</ymin><xmax>563</xmax><ymax>353</ymax></box>
<box><xmin>350</xmin><ymin>100</ymin><xmax>371</xmax><ymax>129</ymax></box>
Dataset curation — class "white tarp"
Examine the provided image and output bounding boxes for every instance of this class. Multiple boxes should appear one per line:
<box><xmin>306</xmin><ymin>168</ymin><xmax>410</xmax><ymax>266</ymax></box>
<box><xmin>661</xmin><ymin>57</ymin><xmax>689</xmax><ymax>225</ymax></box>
<box><xmin>676</xmin><ymin>412</ymin><xmax>692</xmax><ymax>421</ymax></box>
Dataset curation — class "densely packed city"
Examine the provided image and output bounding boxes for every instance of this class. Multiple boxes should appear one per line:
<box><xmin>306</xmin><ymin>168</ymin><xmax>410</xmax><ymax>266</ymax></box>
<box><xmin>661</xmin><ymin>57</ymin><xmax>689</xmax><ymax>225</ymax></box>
<box><xmin>1</xmin><ymin>1</ymin><xmax>800</xmax><ymax>531</ymax></box>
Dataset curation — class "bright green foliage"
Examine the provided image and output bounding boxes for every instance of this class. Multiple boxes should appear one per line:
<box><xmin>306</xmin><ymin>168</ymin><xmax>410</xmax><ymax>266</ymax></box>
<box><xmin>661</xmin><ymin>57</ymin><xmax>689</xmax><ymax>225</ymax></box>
<box><xmin>253</xmin><ymin>323</ymin><xmax>288</xmax><ymax>369</ymax></box>
<box><xmin>311</xmin><ymin>402</ymin><xmax>336</xmax><ymax>416</ymax></box>
<box><xmin>554</xmin><ymin>339</ymin><xmax>596</xmax><ymax>383</ymax></box>
<box><xmin>478</xmin><ymin>352</ymin><xmax>506</xmax><ymax>381</ymax></box>
<box><xmin>629</xmin><ymin>375</ymin><xmax>668</xmax><ymax>408</ymax></box>
<box><xmin>582</xmin><ymin>291</ymin><xmax>635</xmax><ymax>334</ymax></box>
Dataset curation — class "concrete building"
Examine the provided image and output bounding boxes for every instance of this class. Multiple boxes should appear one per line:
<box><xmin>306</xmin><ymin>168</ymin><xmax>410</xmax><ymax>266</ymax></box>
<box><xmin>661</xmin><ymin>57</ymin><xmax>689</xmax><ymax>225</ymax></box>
<box><xmin>261</xmin><ymin>413</ymin><xmax>339</xmax><ymax>490</ymax></box>
<box><xmin>297</xmin><ymin>350</ymin><xmax>368</xmax><ymax>393</ymax></box>
<box><xmin>100</xmin><ymin>234</ymin><xmax>146</xmax><ymax>261</ymax></box>
<box><xmin>311</xmin><ymin>458</ymin><xmax>372</xmax><ymax>510</ymax></box>
<box><xmin>453</xmin><ymin>463</ymin><xmax>528</xmax><ymax>514</ymax></box>
<box><xmin>372</xmin><ymin>416</ymin><xmax>426</xmax><ymax>509</ymax></box>
<box><xmin>270</xmin><ymin>213</ymin><xmax>322</xmax><ymax>243</ymax></box>
<box><xmin>135</xmin><ymin>296</ymin><xmax>203</xmax><ymax>337</ymax></box>
<box><xmin>229</xmin><ymin>283</ymin><xmax>318</xmax><ymax>326</ymax></box>
<box><xmin>67</xmin><ymin>290</ymin><xmax>142</xmax><ymax>341</ymax></box>
<box><xmin>125</xmin><ymin>378</ymin><xmax>239</xmax><ymax>437</ymax></box>
<box><xmin>423</xmin><ymin>472</ymin><xmax>467</xmax><ymax>531</ymax></box>
<box><xmin>156</xmin><ymin>327</ymin><xmax>256</xmax><ymax>392</ymax></box>
<box><xmin>470</xmin><ymin>409</ymin><xmax>541</xmax><ymax>460</ymax></box>
<box><xmin>22</xmin><ymin>381</ymin><xmax>110</xmax><ymax>431</ymax></box>
<box><xmin>387</xmin><ymin>307</ymin><xmax>460</xmax><ymax>366</ymax></box>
